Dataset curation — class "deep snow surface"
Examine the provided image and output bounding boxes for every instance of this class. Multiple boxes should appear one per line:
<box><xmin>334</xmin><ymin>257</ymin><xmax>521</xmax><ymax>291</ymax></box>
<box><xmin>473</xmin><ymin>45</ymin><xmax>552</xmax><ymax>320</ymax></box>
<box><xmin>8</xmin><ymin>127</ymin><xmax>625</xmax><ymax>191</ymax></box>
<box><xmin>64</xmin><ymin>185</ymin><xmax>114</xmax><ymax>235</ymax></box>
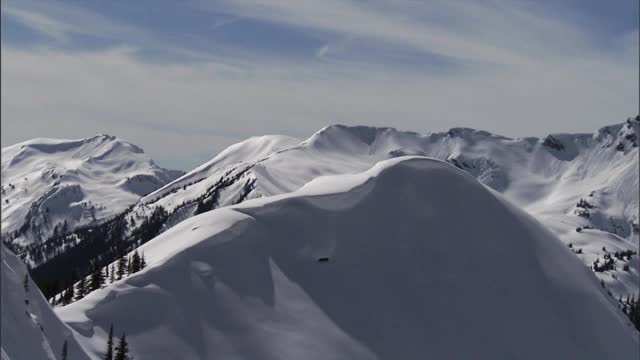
<box><xmin>58</xmin><ymin>157</ymin><xmax>639</xmax><ymax>360</ymax></box>
<box><xmin>132</xmin><ymin>121</ymin><xmax>640</xmax><ymax>299</ymax></box>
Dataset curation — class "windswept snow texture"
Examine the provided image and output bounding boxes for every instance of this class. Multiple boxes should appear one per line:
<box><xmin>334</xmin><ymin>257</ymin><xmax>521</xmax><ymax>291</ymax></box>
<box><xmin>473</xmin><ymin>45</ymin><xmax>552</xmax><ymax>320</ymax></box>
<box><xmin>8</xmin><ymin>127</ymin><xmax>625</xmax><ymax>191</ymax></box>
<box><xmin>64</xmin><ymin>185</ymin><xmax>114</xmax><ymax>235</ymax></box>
<box><xmin>132</xmin><ymin>119</ymin><xmax>639</xmax><ymax>299</ymax></box>
<box><xmin>1</xmin><ymin>134</ymin><xmax>182</xmax><ymax>251</ymax></box>
<box><xmin>59</xmin><ymin>158</ymin><xmax>639</xmax><ymax>360</ymax></box>
<box><xmin>1</xmin><ymin>245</ymin><xmax>90</xmax><ymax>360</ymax></box>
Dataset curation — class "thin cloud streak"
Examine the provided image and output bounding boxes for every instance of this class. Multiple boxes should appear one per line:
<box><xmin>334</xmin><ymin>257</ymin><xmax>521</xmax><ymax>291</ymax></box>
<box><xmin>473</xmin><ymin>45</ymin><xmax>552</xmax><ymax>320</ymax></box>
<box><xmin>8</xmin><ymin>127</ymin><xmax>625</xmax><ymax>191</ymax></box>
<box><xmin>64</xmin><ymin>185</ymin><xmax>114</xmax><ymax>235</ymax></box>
<box><xmin>3</xmin><ymin>5</ymin><xmax>72</xmax><ymax>42</ymax></box>
<box><xmin>207</xmin><ymin>0</ymin><xmax>597</xmax><ymax>65</ymax></box>
<box><xmin>1</xmin><ymin>0</ymin><xmax>637</xmax><ymax>169</ymax></box>
<box><xmin>2</xmin><ymin>41</ymin><xmax>636</xmax><ymax>169</ymax></box>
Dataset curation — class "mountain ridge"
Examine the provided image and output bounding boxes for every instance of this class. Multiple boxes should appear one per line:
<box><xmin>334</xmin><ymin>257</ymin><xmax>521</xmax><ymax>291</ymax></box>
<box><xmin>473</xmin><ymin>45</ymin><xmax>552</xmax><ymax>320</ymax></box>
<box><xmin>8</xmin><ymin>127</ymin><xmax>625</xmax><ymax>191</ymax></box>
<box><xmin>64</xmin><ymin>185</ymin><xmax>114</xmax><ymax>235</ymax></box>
<box><xmin>1</xmin><ymin>134</ymin><xmax>183</xmax><ymax>255</ymax></box>
<box><xmin>2</xmin><ymin>118</ymin><xmax>637</xmax><ymax>308</ymax></box>
<box><xmin>56</xmin><ymin>157</ymin><xmax>639</xmax><ymax>359</ymax></box>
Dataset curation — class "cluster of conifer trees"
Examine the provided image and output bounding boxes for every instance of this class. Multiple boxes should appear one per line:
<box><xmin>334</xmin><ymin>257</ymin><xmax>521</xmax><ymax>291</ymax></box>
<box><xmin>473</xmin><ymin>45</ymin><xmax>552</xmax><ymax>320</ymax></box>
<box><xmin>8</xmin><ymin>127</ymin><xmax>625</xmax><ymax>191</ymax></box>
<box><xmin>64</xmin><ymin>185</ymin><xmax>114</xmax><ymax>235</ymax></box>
<box><xmin>59</xmin><ymin>324</ymin><xmax>131</xmax><ymax>360</ymax></box>
<box><xmin>104</xmin><ymin>324</ymin><xmax>132</xmax><ymax>360</ymax></box>
<box><xmin>618</xmin><ymin>294</ymin><xmax>640</xmax><ymax>331</ymax></box>
<box><xmin>591</xmin><ymin>248</ymin><xmax>635</xmax><ymax>273</ymax></box>
<box><xmin>53</xmin><ymin>250</ymin><xmax>146</xmax><ymax>306</ymax></box>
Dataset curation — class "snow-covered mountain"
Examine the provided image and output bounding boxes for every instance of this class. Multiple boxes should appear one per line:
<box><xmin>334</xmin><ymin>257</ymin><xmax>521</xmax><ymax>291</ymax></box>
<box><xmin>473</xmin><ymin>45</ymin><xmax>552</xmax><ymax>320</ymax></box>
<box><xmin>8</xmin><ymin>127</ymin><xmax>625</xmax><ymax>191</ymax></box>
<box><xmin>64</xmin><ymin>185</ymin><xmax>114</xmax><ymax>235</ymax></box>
<box><xmin>2</xmin><ymin>120</ymin><xmax>638</xmax><ymax>359</ymax></box>
<box><xmin>1</xmin><ymin>244</ymin><xmax>90</xmax><ymax>360</ymax></box>
<box><xmin>57</xmin><ymin>157</ymin><xmax>639</xmax><ymax>359</ymax></box>
<box><xmin>1</xmin><ymin>120</ymin><xmax>636</xmax><ymax>303</ymax></box>
<box><xmin>1</xmin><ymin>134</ymin><xmax>182</xmax><ymax>260</ymax></box>
<box><xmin>123</xmin><ymin>117</ymin><xmax>638</xmax><ymax>298</ymax></box>
<box><xmin>138</xmin><ymin>118</ymin><xmax>638</xmax><ymax>241</ymax></box>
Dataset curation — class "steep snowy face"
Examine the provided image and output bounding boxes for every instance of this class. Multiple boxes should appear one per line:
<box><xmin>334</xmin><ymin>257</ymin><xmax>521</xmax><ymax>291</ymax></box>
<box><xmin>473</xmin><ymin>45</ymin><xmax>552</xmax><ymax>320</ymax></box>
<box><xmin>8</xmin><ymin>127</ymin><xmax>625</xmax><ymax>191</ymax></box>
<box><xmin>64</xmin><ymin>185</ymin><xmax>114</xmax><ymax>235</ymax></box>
<box><xmin>1</xmin><ymin>134</ymin><xmax>182</xmax><ymax>254</ymax></box>
<box><xmin>1</xmin><ymin>244</ymin><xmax>90</xmax><ymax>360</ymax></box>
<box><xmin>58</xmin><ymin>158</ymin><xmax>639</xmax><ymax>360</ymax></box>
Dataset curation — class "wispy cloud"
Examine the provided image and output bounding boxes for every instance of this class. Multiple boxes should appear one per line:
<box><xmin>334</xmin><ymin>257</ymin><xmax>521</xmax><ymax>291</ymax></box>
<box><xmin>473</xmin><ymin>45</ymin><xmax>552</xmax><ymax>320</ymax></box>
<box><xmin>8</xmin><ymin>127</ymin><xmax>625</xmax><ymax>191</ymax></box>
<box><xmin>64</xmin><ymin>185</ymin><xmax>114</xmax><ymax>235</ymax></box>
<box><xmin>205</xmin><ymin>0</ymin><xmax>598</xmax><ymax>65</ymax></box>
<box><xmin>3</xmin><ymin>5</ymin><xmax>72</xmax><ymax>42</ymax></box>
<box><xmin>1</xmin><ymin>0</ymin><xmax>637</xmax><ymax>169</ymax></box>
<box><xmin>1</xmin><ymin>0</ymin><xmax>222</xmax><ymax>62</ymax></box>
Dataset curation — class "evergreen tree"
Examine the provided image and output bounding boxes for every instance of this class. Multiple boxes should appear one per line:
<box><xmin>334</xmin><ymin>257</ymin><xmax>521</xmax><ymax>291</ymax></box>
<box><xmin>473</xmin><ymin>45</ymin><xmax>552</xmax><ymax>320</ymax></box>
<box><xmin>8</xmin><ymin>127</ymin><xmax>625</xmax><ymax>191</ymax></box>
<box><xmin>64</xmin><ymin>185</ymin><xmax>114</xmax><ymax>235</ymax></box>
<box><xmin>61</xmin><ymin>340</ymin><xmax>68</xmax><ymax>360</ymax></box>
<box><xmin>109</xmin><ymin>264</ymin><xmax>115</xmax><ymax>283</ymax></box>
<box><xmin>127</xmin><ymin>255</ymin><xmax>134</xmax><ymax>274</ymax></box>
<box><xmin>116</xmin><ymin>256</ymin><xmax>127</xmax><ymax>280</ymax></box>
<box><xmin>75</xmin><ymin>276</ymin><xmax>87</xmax><ymax>300</ymax></box>
<box><xmin>105</xmin><ymin>324</ymin><xmax>114</xmax><ymax>360</ymax></box>
<box><xmin>629</xmin><ymin>296</ymin><xmax>640</xmax><ymax>331</ymax></box>
<box><xmin>140</xmin><ymin>252</ymin><xmax>147</xmax><ymax>270</ymax></box>
<box><xmin>89</xmin><ymin>267</ymin><xmax>105</xmax><ymax>292</ymax></box>
<box><xmin>130</xmin><ymin>251</ymin><xmax>141</xmax><ymax>274</ymax></box>
<box><xmin>136</xmin><ymin>206</ymin><xmax>168</xmax><ymax>243</ymax></box>
<box><xmin>68</xmin><ymin>284</ymin><xmax>75</xmax><ymax>304</ymax></box>
<box><xmin>62</xmin><ymin>286</ymin><xmax>72</xmax><ymax>305</ymax></box>
<box><xmin>114</xmin><ymin>333</ymin><xmax>129</xmax><ymax>360</ymax></box>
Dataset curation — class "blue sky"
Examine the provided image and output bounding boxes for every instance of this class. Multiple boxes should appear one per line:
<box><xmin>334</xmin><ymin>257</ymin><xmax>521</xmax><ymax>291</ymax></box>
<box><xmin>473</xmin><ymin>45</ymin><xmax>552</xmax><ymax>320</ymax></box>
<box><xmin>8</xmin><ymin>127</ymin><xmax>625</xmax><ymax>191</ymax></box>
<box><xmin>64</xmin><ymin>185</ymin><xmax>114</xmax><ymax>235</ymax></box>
<box><xmin>1</xmin><ymin>0</ymin><xmax>638</xmax><ymax>169</ymax></box>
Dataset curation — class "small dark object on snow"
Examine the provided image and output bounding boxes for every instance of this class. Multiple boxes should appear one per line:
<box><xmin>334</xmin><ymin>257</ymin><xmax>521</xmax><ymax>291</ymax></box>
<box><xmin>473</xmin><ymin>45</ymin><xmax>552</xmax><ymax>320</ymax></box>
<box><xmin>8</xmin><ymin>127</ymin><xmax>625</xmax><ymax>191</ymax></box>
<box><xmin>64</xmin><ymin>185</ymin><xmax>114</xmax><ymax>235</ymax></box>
<box><xmin>317</xmin><ymin>257</ymin><xmax>330</xmax><ymax>263</ymax></box>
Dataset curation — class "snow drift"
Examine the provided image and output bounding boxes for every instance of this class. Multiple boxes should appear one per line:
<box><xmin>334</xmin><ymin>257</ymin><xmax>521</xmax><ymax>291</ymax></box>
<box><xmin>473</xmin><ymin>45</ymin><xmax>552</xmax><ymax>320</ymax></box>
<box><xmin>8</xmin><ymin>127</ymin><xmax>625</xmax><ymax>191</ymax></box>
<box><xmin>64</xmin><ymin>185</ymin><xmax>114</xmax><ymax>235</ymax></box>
<box><xmin>58</xmin><ymin>157</ymin><xmax>639</xmax><ymax>359</ymax></box>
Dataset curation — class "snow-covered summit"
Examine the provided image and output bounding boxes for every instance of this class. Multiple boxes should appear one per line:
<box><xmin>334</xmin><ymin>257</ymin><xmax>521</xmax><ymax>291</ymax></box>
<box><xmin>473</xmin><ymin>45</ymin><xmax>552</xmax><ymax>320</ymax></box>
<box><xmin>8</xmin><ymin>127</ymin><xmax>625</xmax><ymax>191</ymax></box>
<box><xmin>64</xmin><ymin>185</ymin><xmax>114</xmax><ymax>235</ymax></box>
<box><xmin>58</xmin><ymin>157</ymin><xmax>639</xmax><ymax>359</ymax></box>
<box><xmin>115</xmin><ymin>118</ymin><xmax>637</xmax><ymax>300</ymax></box>
<box><xmin>140</xmin><ymin>134</ymin><xmax>299</xmax><ymax>204</ymax></box>
<box><xmin>1</xmin><ymin>134</ymin><xmax>182</xmax><ymax>253</ymax></box>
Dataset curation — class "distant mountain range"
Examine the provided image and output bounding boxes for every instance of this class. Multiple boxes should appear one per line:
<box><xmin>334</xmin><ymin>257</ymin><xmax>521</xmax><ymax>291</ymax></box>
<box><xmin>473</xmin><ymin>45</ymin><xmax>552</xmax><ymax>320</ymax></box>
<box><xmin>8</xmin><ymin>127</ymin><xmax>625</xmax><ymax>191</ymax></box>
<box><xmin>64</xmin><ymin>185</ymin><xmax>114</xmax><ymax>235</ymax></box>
<box><xmin>1</xmin><ymin>134</ymin><xmax>183</xmax><ymax>248</ymax></box>
<box><xmin>2</xmin><ymin>116</ymin><xmax>638</xmax><ymax>359</ymax></box>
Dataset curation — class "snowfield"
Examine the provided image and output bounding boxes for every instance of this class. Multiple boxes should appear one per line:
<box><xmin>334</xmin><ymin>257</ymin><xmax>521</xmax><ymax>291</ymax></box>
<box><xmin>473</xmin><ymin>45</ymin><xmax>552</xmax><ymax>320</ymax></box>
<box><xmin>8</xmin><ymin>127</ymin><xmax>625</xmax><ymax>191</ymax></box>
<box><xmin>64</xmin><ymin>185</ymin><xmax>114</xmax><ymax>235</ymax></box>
<box><xmin>130</xmin><ymin>120</ymin><xmax>639</xmax><ymax>300</ymax></box>
<box><xmin>1</xmin><ymin>134</ymin><xmax>182</xmax><ymax>261</ymax></box>
<box><xmin>1</xmin><ymin>120</ymin><xmax>638</xmax><ymax>359</ymax></box>
<box><xmin>57</xmin><ymin>157</ymin><xmax>639</xmax><ymax>360</ymax></box>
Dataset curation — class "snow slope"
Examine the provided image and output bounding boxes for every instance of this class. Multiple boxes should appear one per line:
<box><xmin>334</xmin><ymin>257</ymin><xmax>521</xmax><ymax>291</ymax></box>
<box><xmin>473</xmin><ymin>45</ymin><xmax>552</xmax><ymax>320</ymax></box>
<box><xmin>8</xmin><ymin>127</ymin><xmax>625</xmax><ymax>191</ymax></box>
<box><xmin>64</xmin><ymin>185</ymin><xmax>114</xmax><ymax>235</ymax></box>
<box><xmin>1</xmin><ymin>134</ymin><xmax>182</xmax><ymax>258</ymax></box>
<box><xmin>127</xmin><ymin>119</ymin><xmax>639</xmax><ymax>299</ymax></box>
<box><xmin>139</xmin><ymin>120</ymin><xmax>639</xmax><ymax>241</ymax></box>
<box><xmin>143</xmin><ymin>134</ymin><xmax>300</xmax><ymax>202</ymax></box>
<box><xmin>1</xmin><ymin>244</ymin><xmax>90</xmax><ymax>360</ymax></box>
<box><xmin>58</xmin><ymin>157</ymin><xmax>639</xmax><ymax>360</ymax></box>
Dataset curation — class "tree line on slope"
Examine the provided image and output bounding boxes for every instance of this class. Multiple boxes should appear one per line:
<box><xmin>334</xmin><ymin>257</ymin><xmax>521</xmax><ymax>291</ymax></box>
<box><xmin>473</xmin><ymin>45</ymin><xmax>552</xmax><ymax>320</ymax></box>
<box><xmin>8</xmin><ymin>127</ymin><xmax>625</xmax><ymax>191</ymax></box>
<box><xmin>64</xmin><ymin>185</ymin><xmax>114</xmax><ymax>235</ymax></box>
<box><xmin>30</xmin><ymin>165</ymin><xmax>256</xmax><ymax>301</ymax></box>
<box><xmin>572</xmin><ymin>244</ymin><xmax>640</xmax><ymax>331</ymax></box>
<box><xmin>53</xmin><ymin>250</ymin><xmax>147</xmax><ymax>306</ymax></box>
<box><xmin>617</xmin><ymin>293</ymin><xmax>640</xmax><ymax>332</ymax></box>
<box><xmin>59</xmin><ymin>323</ymin><xmax>132</xmax><ymax>360</ymax></box>
<box><xmin>33</xmin><ymin>206</ymin><xmax>166</xmax><ymax>300</ymax></box>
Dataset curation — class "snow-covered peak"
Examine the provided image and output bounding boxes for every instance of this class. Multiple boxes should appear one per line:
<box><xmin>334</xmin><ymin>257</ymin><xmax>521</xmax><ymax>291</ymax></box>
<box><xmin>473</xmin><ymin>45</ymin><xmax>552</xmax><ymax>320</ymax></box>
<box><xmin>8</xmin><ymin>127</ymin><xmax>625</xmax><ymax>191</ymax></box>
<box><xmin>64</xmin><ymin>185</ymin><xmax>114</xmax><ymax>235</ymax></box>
<box><xmin>1</xmin><ymin>135</ymin><xmax>182</xmax><ymax>253</ymax></box>
<box><xmin>141</xmin><ymin>134</ymin><xmax>299</xmax><ymax>204</ymax></box>
<box><xmin>113</xmin><ymin>120</ymin><xmax>637</xmax><ymax>302</ymax></box>
<box><xmin>3</xmin><ymin>134</ymin><xmax>141</xmax><ymax>166</ymax></box>
<box><xmin>58</xmin><ymin>157</ymin><xmax>639</xmax><ymax>359</ymax></box>
<box><xmin>308</xmin><ymin>124</ymin><xmax>396</xmax><ymax>146</ymax></box>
